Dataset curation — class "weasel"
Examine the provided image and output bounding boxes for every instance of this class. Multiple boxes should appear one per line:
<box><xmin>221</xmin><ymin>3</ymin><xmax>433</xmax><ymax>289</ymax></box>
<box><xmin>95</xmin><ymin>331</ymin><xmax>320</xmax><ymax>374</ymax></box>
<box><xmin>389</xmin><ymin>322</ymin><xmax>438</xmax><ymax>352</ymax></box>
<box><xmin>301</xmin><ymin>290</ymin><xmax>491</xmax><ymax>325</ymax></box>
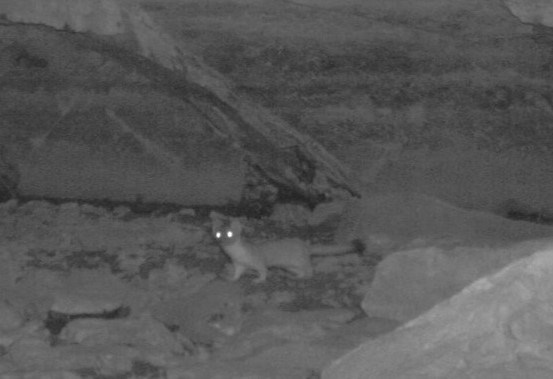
<box><xmin>212</xmin><ymin>217</ymin><xmax>363</xmax><ymax>283</ymax></box>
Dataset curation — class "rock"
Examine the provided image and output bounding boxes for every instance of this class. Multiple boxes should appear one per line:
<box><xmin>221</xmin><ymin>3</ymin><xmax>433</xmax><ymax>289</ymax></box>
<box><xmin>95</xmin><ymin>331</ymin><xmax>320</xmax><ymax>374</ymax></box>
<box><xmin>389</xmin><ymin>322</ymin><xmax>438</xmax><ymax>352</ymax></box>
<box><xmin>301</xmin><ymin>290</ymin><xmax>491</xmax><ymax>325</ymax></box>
<box><xmin>167</xmin><ymin>361</ymin><xmax>312</xmax><ymax>379</ymax></box>
<box><xmin>335</xmin><ymin>193</ymin><xmax>553</xmax><ymax>251</ymax></box>
<box><xmin>270</xmin><ymin>203</ymin><xmax>311</xmax><ymax>227</ymax></box>
<box><xmin>2</xmin><ymin>0</ymin><xmax>125</xmax><ymax>35</ymax></box>
<box><xmin>0</xmin><ymin>199</ymin><xmax>18</xmax><ymax>213</ymax></box>
<box><xmin>0</xmin><ymin>321</ymin><xmax>44</xmax><ymax>350</ymax></box>
<box><xmin>362</xmin><ymin>238</ymin><xmax>553</xmax><ymax>322</ymax></box>
<box><xmin>504</xmin><ymin>0</ymin><xmax>553</xmax><ymax>27</ymax></box>
<box><xmin>79</xmin><ymin>203</ymin><xmax>110</xmax><ymax>218</ymax></box>
<box><xmin>9</xmin><ymin>337</ymin><xmax>138</xmax><ymax>373</ymax></box>
<box><xmin>323</xmin><ymin>245</ymin><xmax>553</xmax><ymax>379</ymax></box>
<box><xmin>50</xmin><ymin>270</ymin><xmax>131</xmax><ymax>314</ymax></box>
<box><xmin>112</xmin><ymin>205</ymin><xmax>131</xmax><ymax>219</ymax></box>
<box><xmin>1</xmin><ymin>0</ymin><xmax>358</xmax><ymax>206</ymax></box>
<box><xmin>244</xmin><ymin>342</ymin><xmax>347</xmax><ymax>372</ymax></box>
<box><xmin>151</xmin><ymin>280</ymin><xmax>245</xmax><ymax>345</ymax></box>
<box><xmin>0</xmin><ymin>301</ymin><xmax>24</xmax><ymax>331</ymax></box>
<box><xmin>60</xmin><ymin>313</ymin><xmax>184</xmax><ymax>355</ymax></box>
<box><xmin>214</xmin><ymin>308</ymin><xmax>357</xmax><ymax>361</ymax></box>
<box><xmin>178</xmin><ymin>208</ymin><xmax>196</xmax><ymax>217</ymax></box>
<box><xmin>7</xmin><ymin>370</ymin><xmax>84</xmax><ymax>379</ymax></box>
<box><xmin>57</xmin><ymin>202</ymin><xmax>82</xmax><ymax>223</ymax></box>
<box><xmin>318</xmin><ymin>317</ymin><xmax>400</xmax><ymax>350</ymax></box>
<box><xmin>308</xmin><ymin>200</ymin><xmax>345</xmax><ymax>226</ymax></box>
<box><xmin>1</xmin><ymin>0</ymin><xmax>186</xmax><ymax>72</ymax></box>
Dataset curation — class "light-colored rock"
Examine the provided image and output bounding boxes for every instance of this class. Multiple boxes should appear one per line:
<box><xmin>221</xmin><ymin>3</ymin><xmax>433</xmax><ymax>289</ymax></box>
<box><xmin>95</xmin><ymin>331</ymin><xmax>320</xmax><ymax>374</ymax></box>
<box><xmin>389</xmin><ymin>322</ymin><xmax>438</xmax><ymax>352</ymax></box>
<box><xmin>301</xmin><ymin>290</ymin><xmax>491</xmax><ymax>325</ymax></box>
<box><xmin>50</xmin><ymin>270</ymin><xmax>132</xmax><ymax>314</ymax></box>
<box><xmin>178</xmin><ymin>208</ymin><xmax>196</xmax><ymax>217</ymax></box>
<box><xmin>323</xmin><ymin>246</ymin><xmax>553</xmax><ymax>379</ymax></box>
<box><xmin>60</xmin><ymin>313</ymin><xmax>184</xmax><ymax>355</ymax></box>
<box><xmin>7</xmin><ymin>370</ymin><xmax>84</xmax><ymax>379</ymax></box>
<box><xmin>1</xmin><ymin>0</ymin><xmax>185</xmax><ymax>72</ymax></box>
<box><xmin>504</xmin><ymin>0</ymin><xmax>553</xmax><ymax>27</ymax></box>
<box><xmin>2</xmin><ymin>0</ymin><xmax>125</xmax><ymax>35</ymax></box>
<box><xmin>213</xmin><ymin>308</ymin><xmax>357</xmax><ymax>362</ymax></box>
<box><xmin>362</xmin><ymin>238</ymin><xmax>553</xmax><ymax>322</ymax></box>
<box><xmin>9</xmin><ymin>336</ymin><xmax>138</xmax><ymax>373</ymax></box>
<box><xmin>335</xmin><ymin>192</ymin><xmax>553</xmax><ymax>251</ymax></box>
<box><xmin>167</xmin><ymin>361</ymin><xmax>311</xmax><ymax>379</ymax></box>
<box><xmin>152</xmin><ymin>280</ymin><xmax>246</xmax><ymax>345</ymax></box>
<box><xmin>243</xmin><ymin>342</ymin><xmax>347</xmax><ymax>372</ymax></box>
<box><xmin>0</xmin><ymin>199</ymin><xmax>18</xmax><ymax>213</ymax></box>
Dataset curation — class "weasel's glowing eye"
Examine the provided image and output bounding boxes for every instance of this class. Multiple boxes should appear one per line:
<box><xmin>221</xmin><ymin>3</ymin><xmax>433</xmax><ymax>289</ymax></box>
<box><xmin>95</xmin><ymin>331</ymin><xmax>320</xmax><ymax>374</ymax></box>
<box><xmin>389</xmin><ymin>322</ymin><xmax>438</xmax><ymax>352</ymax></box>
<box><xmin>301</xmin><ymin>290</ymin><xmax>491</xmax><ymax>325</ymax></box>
<box><xmin>227</xmin><ymin>231</ymin><xmax>233</xmax><ymax>238</ymax></box>
<box><xmin>215</xmin><ymin>232</ymin><xmax>221</xmax><ymax>238</ymax></box>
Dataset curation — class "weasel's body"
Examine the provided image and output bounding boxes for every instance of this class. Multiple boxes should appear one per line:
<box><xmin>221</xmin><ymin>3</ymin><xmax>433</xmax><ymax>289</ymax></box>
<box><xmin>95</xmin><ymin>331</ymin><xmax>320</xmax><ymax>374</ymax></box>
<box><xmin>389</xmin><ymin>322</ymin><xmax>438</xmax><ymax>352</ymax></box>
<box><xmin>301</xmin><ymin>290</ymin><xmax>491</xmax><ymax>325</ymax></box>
<box><xmin>212</xmin><ymin>217</ymin><xmax>362</xmax><ymax>283</ymax></box>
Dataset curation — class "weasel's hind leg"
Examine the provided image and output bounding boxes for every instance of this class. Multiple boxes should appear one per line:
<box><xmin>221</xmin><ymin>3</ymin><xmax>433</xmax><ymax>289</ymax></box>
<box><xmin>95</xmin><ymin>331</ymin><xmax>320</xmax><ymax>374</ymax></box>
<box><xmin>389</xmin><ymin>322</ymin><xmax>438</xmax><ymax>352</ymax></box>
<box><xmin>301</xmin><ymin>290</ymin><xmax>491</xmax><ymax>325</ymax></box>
<box><xmin>252</xmin><ymin>264</ymin><xmax>268</xmax><ymax>283</ymax></box>
<box><xmin>230</xmin><ymin>261</ymin><xmax>268</xmax><ymax>283</ymax></box>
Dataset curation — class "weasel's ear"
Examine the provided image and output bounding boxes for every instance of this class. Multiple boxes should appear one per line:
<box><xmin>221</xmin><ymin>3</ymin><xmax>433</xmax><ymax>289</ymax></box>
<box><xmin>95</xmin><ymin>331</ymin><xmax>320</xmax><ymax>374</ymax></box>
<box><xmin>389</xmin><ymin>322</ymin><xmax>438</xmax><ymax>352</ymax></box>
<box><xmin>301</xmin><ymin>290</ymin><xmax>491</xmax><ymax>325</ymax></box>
<box><xmin>209</xmin><ymin>211</ymin><xmax>226</xmax><ymax>222</ymax></box>
<box><xmin>229</xmin><ymin>217</ymin><xmax>243</xmax><ymax>233</ymax></box>
<box><xmin>211</xmin><ymin>217</ymin><xmax>223</xmax><ymax>234</ymax></box>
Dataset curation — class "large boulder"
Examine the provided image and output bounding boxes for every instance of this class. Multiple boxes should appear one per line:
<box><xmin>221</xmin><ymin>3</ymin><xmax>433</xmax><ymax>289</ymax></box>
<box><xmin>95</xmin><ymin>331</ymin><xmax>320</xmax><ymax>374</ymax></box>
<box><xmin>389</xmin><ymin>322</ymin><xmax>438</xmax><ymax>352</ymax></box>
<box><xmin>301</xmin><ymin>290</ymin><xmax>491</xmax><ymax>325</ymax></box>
<box><xmin>334</xmin><ymin>193</ymin><xmax>553</xmax><ymax>322</ymax></box>
<box><xmin>362</xmin><ymin>238</ymin><xmax>553</xmax><ymax>322</ymax></box>
<box><xmin>323</xmin><ymin>243</ymin><xmax>553</xmax><ymax>379</ymax></box>
<box><xmin>0</xmin><ymin>0</ymin><xmax>358</xmax><ymax>205</ymax></box>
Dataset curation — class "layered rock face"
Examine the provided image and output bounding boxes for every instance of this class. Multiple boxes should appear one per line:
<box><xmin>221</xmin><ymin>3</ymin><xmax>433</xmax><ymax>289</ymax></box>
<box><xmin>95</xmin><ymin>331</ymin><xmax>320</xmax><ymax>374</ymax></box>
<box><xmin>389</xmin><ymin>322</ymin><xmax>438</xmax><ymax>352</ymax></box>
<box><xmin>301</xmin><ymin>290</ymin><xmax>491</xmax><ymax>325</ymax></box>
<box><xmin>0</xmin><ymin>0</ymin><xmax>357</xmax><ymax>206</ymax></box>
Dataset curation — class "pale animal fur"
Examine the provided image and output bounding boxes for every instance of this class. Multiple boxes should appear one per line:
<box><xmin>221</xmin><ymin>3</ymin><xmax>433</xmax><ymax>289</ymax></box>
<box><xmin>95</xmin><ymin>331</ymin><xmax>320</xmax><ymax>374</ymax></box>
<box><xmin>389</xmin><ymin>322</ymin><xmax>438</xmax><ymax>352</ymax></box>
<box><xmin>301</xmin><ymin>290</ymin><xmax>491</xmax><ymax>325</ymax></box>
<box><xmin>212</xmin><ymin>217</ymin><xmax>363</xmax><ymax>283</ymax></box>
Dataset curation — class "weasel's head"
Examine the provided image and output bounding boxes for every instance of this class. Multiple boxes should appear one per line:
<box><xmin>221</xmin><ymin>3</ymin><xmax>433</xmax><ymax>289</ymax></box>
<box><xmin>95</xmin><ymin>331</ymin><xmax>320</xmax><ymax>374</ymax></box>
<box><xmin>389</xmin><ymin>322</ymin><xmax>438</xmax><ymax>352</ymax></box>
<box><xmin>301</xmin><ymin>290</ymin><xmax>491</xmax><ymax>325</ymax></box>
<box><xmin>213</xmin><ymin>217</ymin><xmax>243</xmax><ymax>246</ymax></box>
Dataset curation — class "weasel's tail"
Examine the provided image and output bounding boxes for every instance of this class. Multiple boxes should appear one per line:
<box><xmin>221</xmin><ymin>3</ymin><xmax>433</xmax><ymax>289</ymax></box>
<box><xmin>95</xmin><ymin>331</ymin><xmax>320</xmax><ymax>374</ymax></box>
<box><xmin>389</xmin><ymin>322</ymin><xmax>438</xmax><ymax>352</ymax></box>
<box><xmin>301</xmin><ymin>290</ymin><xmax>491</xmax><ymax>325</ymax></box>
<box><xmin>309</xmin><ymin>239</ymin><xmax>365</xmax><ymax>256</ymax></box>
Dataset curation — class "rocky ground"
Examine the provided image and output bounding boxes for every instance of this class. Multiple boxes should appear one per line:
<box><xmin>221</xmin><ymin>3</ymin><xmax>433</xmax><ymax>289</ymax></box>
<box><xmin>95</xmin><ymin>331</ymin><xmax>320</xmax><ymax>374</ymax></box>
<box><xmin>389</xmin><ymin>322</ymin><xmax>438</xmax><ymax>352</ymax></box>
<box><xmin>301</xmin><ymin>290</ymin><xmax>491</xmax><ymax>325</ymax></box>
<box><xmin>2</xmin><ymin>194</ymin><xmax>553</xmax><ymax>378</ymax></box>
<box><xmin>2</xmin><ymin>0</ymin><xmax>553</xmax><ymax>377</ymax></box>
<box><xmin>0</xmin><ymin>198</ymin><xmax>392</xmax><ymax>378</ymax></box>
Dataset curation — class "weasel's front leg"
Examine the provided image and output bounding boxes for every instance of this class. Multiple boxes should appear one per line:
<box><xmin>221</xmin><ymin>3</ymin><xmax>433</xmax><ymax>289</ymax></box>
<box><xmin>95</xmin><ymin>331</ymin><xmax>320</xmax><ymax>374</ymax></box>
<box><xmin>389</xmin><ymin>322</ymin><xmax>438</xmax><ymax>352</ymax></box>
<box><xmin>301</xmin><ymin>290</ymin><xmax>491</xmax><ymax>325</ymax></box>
<box><xmin>230</xmin><ymin>263</ymin><xmax>247</xmax><ymax>281</ymax></box>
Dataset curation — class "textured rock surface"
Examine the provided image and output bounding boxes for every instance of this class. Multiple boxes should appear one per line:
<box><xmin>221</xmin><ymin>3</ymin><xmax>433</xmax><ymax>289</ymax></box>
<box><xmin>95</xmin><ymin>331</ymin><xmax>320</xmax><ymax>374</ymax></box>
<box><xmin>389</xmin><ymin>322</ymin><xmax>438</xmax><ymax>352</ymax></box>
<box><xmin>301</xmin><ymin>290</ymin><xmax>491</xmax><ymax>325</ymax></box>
<box><xmin>362</xmin><ymin>238</ymin><xmax>553</xmax><ymax>322</ymax></box>
<box><xmin>335</xmin><ymin>192</ymin><xmax>553</xmax><ymax>249</ymax></box>
<box><xmin>145</xmin><ymin>0</ymin><xmax>553</xmax><ymax>214</ymax></box>
<box><xmin>2</xmin><ymin>0</ymin><xmax>185</xmax><ymax>70</ymax></box>
<box><xmin>0</xmin><ymin>17</ymin><xmax>246</xmax><ymax>205</ymax></box>
<box><xmin>505</xmin><ymin>0</ymin><xmax>553</xmax><ymax>27</ymax></box>
<box><xmin>323</xmin><ymin>244</ymin><xmax>553</xmax><ymax>379</ymax></box>
<box><xmin>330</xmin><ymin>192</ymin><xmax>553</xmax><ymax>322</ymax></box>
<box><xmin>2</xmin><ymin>0</ymin><xmax>553</xmax><ymax>210</ymax></box>
<box><xmin>0</xmin><ymin>199</ymin><xmax>385</xmax><ymax>377</ymax></box>
<box><xmin>0</xmin><ymin>0</ymin><xmax>359</xmax><ymax>205</ymax></box>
